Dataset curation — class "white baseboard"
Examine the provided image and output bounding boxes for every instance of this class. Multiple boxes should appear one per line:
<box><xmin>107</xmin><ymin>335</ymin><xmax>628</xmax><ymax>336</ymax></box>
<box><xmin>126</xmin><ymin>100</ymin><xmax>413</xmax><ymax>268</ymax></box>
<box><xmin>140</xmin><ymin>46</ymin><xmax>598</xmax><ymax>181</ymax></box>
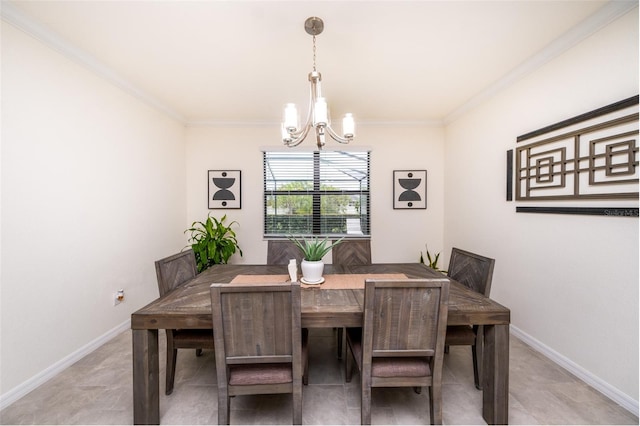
<box><xmin>0</xmin><ymin>319</ymin><xmax>131</xmax><ymax>411</ymax></box>
<box><xmin>510</xmin><ymin>325</ymin><xmax>639</xmax><ymax>417</ymax></box>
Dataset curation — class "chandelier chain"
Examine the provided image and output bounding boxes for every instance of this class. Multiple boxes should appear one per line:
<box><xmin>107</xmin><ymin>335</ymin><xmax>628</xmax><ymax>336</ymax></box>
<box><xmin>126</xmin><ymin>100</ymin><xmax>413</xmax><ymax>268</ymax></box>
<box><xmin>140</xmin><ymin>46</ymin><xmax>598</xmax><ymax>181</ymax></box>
<box><xmin>312</xmin><ymin>35</ymin><xmax>317</xmax><ymax>71</ymax></box>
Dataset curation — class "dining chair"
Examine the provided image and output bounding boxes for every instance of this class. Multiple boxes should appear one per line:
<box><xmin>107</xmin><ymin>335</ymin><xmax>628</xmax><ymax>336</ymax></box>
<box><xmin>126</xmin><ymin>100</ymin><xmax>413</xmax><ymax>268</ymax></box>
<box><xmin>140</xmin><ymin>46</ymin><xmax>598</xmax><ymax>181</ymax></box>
<box><xmin>345</xmin><ymin>278</ymin><xmax>450</xmax><ymax>425</ymax></box>
<box><xmin>267</xmin><ymin>240</ymin><xmax>304</xmax><ymax>265</ymax></box>
<box><xmin>444</xmin><ymin>247</ymin><xmax>495</xmax><ymax>390</ymax></box>
<box><xmin>331</xmin><ymin>239</ymin><xmax>372</xmax><ymax>358</ymax></box>
<box><xmin>210</xmin><ymin>281</ymin><xmax>304</xmax><ymax>425</ymax></box>
<box><xmin>266</xmin><ymin>240</ymin><xmax>309</xmax><ymax>385</ymax></box>
<box><xmin>331</xmin><ymin>239</ymin><xmax>371</xmax><ymax>265</ymax></box>
<box><xmin>155</xmin><ymin>250</ymin><xmax>214</xmax><ymax>395</ymax></box>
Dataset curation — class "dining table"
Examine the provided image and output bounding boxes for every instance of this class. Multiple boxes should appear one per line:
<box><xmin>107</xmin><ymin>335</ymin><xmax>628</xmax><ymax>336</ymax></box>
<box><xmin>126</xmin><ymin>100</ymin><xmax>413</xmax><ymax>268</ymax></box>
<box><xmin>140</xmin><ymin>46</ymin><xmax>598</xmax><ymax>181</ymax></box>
<box><xmin>131</xmin><ymin>263</ymin><xmax>510</xmax><ymax>424</ymax></box>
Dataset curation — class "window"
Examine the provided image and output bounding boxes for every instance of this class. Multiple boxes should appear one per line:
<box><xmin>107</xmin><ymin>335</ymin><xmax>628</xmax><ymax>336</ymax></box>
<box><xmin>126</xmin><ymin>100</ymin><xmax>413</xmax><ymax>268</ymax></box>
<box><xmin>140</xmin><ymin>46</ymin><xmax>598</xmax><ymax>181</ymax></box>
<box><xmin>263</xmin><ymin>150</ymin><xmax>370</xmax><ymax>237</ymax></box>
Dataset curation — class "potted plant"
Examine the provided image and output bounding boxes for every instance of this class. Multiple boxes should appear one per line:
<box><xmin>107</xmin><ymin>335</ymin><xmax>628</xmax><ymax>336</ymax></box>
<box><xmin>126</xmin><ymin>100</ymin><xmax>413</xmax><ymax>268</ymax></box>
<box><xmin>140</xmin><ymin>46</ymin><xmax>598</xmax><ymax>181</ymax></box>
<box><xmin>289</xmin><ymin>236</ymin><xmax>343</xmax><ymax>284</ymax></box>
<box><xmin>186</xmin><ymin>214</ymin><xmax>242</xmax><ymax>272</ymax></box>
<box><xmin>420</xmin><ymin>245</ymin><xmax>446</xmax><ymax>274</ymax></box>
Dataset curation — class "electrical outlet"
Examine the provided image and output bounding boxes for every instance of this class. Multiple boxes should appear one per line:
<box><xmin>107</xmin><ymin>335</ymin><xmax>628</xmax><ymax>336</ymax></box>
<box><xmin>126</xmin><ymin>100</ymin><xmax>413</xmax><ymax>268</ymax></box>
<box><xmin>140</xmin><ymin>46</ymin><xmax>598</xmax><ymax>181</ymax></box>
<box><xmin>114</xmin><ymin>289</ymin><xmax>125</xmax><ymax>306</ymax></box>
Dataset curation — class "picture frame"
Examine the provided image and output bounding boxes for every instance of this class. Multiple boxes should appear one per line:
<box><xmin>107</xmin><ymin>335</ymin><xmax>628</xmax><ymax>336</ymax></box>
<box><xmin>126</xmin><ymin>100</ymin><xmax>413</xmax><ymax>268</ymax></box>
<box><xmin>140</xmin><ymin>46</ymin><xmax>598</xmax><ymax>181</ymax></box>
<box><xmin>208</xmin><ymin>170</ymin><xmax>241</xmax><ymax>209</ymax></box>
<box><xmin>393</xmin><ymin>170</ymin><xmax>427</xmax><ymax>209</ymax></box>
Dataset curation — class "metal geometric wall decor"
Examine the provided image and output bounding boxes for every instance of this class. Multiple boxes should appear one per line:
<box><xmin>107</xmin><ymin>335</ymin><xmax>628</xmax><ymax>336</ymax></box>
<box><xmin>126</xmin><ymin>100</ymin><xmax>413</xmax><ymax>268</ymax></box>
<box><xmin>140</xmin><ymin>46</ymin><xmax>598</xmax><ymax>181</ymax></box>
<box><xmin>393</xmin><ymin>170</ymin><xmax>427</xmax><ymax>209</ymax></box>
<box><xmin>506</xmin><ymin>149</ymin><xmax>513</xmax><ymax>201</ymax></box>
<box><xmin>208</xmin><ymin>170</ymin><xmax>241</xmax><ymax>209</ymax></box>
<box><xmin>513</xmin><ymin>95</ymin><xmax>639</xmax><ymax>217</ymax></box>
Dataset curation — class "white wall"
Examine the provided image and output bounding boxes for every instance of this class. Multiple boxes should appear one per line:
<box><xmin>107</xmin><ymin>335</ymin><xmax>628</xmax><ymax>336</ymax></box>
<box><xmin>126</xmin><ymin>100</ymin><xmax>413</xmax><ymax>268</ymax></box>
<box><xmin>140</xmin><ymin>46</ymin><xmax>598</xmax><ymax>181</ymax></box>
<box><xmin>444</xmin><ymin>8</ymin><xmax>639</xmax><ymax>405</ymax></box>
<box><xmin>1</xmin><ymin>24</ymin><xmax>187</xmax><ymax>396</ymax></box>
<box><xmin>185</xmin><ymin>123</ymin><xmax>446</xmax><ymax>265</ymax></box>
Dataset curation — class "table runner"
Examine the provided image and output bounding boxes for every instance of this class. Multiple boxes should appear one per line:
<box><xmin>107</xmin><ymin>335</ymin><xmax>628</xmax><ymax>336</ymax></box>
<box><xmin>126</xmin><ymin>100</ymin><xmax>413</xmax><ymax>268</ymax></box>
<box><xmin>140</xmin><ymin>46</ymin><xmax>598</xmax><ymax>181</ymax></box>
<box><xmin>230</xmin><ymin>273</ymin><xmax>407</xmax><ymax>289</ymax></box>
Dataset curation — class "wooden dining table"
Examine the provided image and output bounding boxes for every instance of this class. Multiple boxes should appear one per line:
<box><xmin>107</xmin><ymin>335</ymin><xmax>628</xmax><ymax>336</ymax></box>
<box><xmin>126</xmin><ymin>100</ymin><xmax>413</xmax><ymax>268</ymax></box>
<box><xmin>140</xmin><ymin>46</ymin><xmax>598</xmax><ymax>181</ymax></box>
<box><xmin>131</xmin><ymin>263</ymin><xmax>510</xmax><ymax>424</ymax></box>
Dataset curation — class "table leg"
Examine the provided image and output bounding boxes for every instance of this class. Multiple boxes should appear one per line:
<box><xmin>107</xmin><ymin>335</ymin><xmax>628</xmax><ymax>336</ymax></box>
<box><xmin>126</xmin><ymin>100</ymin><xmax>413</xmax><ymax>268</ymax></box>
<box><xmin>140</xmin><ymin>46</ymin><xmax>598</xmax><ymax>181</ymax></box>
<box><xmin>482</xmin><ymin>324</ymin><xmax>509</xmax><ymax>424</ymax></box>
<box><xmin>133</xmin><ymin>329</ymin><xmax>160</xmax><ymax>425</ymax></box>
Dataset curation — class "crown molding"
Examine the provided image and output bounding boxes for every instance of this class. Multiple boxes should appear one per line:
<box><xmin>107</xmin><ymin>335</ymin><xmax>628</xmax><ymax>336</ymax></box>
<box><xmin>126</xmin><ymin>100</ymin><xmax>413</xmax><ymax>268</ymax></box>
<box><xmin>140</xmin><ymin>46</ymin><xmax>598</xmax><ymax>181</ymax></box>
<box><xmin>186</xmin><ymin>118</ymin><xmax>444</xmax><ymax>128</ymax></box>
<box><xmin>443</xmin><ymin>0</ymin><xmax>639</xmax><ymax>125</ymax></box>
<box><xmin>186</xmin><ymin>119</ymin><xmax>276</xmax><ymax>128</ymax></box>
<box><xmin>1</xmin><ymin>1</ymin><xmax>186</xmax><ymax>124</ymax></box>
<box><xmin>4</xmin><ymin>0</ymin><xmax>635</xmax><ymax>128</ymax></box>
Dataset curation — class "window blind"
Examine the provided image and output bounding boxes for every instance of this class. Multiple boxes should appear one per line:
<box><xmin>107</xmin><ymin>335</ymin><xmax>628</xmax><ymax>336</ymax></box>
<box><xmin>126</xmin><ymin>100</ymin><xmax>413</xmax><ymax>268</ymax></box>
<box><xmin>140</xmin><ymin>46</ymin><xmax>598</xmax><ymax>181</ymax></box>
<box><xmin>263</xmin><ymin>150</ymin><xmax>370</xmax><ymax>237</ymax></box>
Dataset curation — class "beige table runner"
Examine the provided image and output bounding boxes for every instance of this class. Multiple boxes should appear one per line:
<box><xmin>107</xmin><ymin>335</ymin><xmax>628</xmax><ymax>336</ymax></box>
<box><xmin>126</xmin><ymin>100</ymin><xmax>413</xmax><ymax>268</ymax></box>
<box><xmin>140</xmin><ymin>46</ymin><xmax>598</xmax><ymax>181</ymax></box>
<box><xmin>230</xmin><ymin>273</ymin><xmax>407</xmax><ymax>289</ymax></box>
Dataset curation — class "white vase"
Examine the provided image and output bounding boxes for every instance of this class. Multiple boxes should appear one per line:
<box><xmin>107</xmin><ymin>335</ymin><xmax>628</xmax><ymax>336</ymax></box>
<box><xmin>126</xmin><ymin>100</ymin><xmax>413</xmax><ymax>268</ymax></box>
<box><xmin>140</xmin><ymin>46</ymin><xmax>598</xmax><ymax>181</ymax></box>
<box><xmin>301</xmin><ymin>259</ymin><xmax>324</xmax><ymax>284</ymax></box>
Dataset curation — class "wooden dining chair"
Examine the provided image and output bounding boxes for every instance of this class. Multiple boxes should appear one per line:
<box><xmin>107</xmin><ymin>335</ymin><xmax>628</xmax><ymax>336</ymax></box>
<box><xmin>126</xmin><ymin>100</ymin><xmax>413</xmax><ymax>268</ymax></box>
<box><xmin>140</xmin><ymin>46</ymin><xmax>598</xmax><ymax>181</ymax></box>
<box><xmin>331</xmin><ymin>239</ymin><xmax>372</xmax><ymax>358</ymax></box>
<box><xmin>331</xmin><ymin>239</ymin><xmax>371</xmax><ymax>265</ymax></box>
<box><xmin>345</xmin><ymin>278</ymin><xmax>450</xmax><ymax>425</ymax></box>
<box><xmin>267</xmin><ymin>240</ymin><xmax>304</xmax><ymax>265</ymax></box>
<box><xmin>444</xmin><ymin>247</ymin><xmax>495</xmax><ymax>390</ymax></box>
<box><xmin>210</xmin><ymin>281</ymin><xmax>304</xmax><ymax>425</ymax></box>
<box><xmin>155</xmin><ymin>250</ymin><xmax>214</xmax><ymax>395</ymax></box>
<box><xmin>266</xmin><ymin>240</ymin><xmax>309</xmax><ymax>385</ymax></box>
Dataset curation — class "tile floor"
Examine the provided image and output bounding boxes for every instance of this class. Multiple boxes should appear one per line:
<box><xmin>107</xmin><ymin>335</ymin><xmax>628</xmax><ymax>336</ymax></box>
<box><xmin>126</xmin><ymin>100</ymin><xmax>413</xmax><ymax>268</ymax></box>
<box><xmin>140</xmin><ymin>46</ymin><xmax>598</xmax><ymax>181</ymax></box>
<box><xmin>0</xmin><ymin>328</ymin><xmax>637</xmax><ymax>425</ymax></box>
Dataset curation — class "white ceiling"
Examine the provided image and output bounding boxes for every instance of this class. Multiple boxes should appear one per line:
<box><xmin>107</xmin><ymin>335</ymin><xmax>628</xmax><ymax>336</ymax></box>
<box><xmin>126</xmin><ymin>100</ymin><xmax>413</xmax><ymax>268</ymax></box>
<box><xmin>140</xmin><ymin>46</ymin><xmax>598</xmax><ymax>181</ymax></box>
<box><xmin>4</xmin><ymin>0</ymin><xmax>633</xmax><ymax>125</ymax></box>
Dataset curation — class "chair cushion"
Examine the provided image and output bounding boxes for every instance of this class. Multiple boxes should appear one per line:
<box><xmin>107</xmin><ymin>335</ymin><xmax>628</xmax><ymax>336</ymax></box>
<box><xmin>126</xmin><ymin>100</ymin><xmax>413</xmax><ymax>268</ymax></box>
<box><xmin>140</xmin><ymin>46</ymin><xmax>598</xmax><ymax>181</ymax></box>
<box><xmin>228</xmin><ymin>363</ymin><xmax>293</xmax><ymax>386</ymax></box>
<box><xmin>346</xmin><ymin>328</ymin><xmax>431</xmax><ymax>378</ymax></box>
<box><xmin>445</xmin><ymin>325</ymin><xmax>477</xmax><ymax>345</ymax></box>
<box><xmin>372</xmin><ymin>357</ymin><xmax>431</xmax><ymax>378</ymax></box>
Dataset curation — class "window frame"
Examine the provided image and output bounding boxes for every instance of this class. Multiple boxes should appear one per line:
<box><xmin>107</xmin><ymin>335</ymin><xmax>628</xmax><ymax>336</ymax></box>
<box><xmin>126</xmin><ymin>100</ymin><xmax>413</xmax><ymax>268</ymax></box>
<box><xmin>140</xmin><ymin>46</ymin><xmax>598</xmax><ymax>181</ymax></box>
<box><xmin>263</xmin><ymin>149</ymin><xmax>371</xmax><ymax>238</ymax></box>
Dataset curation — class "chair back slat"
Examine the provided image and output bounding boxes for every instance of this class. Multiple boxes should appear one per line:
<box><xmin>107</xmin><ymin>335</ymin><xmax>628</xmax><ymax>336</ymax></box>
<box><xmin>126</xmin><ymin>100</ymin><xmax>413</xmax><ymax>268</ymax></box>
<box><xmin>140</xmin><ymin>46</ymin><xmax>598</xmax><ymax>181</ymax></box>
<box><xmin>155</xmin><ymin>250</ymin><xmax>198</xmax><ymax>296</ymax></box>
<box><xmin>267</xmin><ymin>240</ymin><xmax>303</xmax><ymax>265</ymax></box>
<box><xmin>447</xmin><ymin>247</ymin><xmax>495</xmax><ymax>296</ymax></box>
<box><xmin>332</xmin><ymin>239</ymin><xmax>371</xmax><ymax>265</ymax></box>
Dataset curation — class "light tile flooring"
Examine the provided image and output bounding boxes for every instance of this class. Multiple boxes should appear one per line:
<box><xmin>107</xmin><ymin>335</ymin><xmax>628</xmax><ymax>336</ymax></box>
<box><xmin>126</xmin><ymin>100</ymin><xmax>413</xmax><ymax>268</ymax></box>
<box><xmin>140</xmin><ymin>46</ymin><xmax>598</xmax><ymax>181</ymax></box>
<box><xmin>1</xmin><ymin>328</ymin><xmax>637</xmax><ymax>425</ymax></box>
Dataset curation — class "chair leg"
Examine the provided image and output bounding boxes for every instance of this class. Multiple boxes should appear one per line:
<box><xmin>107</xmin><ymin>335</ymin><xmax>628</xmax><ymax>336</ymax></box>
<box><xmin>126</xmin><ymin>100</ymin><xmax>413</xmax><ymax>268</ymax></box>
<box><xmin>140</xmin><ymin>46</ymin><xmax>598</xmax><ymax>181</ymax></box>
<box><xmin>293</xmin><ymin>376</ymin><xmax>302</xmax><ymax>424</ymax></box>
<box><xmin>361</xmin><ymin>384</ymin><xmax>372</xmax><ymax>425</ymax></box>
<box><xmin>165</xmin><ymin>335</ymin><xmax>177</xmax><ymax>395</ymax></box>
<box><xmin>471</xmin><ymin>344</ymin><xmax>482</xmax><ymax>390</ymax></box>
<box><xmin>196</xmin><ymin>348</ymin><xmax>203</xmax><ymax>357</ymax></box>
<box><xmin>302</xmin><ymin>328</ymin><xmax>309</xmax><ymax>385</ymax></box>
<box><xmin>345</xmin><ymin>345</ymin><xmax>353</xmax><ymax>383</ymax></box>
<box><xmin>444</xmin><ymin>345</ymin><xmax>450</xmax><ymax>354</ymax></box>
<box><xmin>336</xmin><ymin>327</ymin><xmax>344</xmax><ymax>359</ymax></box>
<box><xmin>218</xmin><ymin>391</ymin><xmax>230</xmax><ymax>425</ymax></box>
<box><xmin>428</xmin><ymin>383</ymin><xmax>443</xmax><ymax>425</ymax></box>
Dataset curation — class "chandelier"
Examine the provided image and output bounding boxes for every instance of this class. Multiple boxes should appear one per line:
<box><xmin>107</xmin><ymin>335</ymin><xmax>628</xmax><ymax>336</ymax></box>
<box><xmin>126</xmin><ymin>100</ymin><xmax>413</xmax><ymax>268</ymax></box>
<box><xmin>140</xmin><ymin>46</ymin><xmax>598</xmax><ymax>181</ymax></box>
<box><xmin>282</xmin><ymin>17</ymin><xmax>355</xmax><ymax>150</ymax></box>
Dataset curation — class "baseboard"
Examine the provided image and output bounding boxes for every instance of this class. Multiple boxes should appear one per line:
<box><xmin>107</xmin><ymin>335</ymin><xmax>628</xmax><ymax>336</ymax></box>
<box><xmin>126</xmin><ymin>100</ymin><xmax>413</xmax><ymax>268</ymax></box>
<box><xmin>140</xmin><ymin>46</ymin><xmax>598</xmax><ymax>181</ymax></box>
<box><xmin>510</xmin><ymin>325</ymin><xmax>639</xmax><ymax>417</ymax></box>
<box><xmin>0</xmin><ymin>319</ymin><xmax>131</xmax><ymax>411</ymax></box>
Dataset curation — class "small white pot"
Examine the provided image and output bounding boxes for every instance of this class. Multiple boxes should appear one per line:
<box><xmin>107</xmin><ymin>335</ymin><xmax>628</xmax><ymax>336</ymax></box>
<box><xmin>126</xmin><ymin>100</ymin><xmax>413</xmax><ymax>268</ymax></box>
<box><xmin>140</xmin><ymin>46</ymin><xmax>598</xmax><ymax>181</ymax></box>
<box><xmin>301</xmin><ymin>260</ymin><xmax>324</xmax><ymax>284</ymax></box>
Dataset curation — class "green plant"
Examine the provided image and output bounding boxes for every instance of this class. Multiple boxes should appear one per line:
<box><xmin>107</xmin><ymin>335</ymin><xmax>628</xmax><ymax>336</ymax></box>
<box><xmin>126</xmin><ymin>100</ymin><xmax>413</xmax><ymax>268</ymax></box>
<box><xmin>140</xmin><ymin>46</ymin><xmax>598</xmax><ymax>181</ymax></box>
<box><xmin>186</xmin><ymin>214</ymin><xmax>242</xmax><ymax>272</ymax></box>
<box><xmin>420</xmin><ymin>245</ymin><xmax>446</xmax><ymax>273</ymax></box>
<box><xmin>288</xmin><ymin>236</ymin><xmax>343</xmax><ymax>261</ymax></box>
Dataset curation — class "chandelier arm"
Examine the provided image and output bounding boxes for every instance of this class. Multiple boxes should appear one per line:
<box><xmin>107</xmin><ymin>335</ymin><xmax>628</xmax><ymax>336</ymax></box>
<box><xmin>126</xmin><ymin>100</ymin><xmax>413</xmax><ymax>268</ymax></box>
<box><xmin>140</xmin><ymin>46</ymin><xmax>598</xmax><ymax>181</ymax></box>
<box><xmin>285</xmin><ymin>123</ymin><xmax>312</xmax><ymax>147</ymax></box>
<box><xmin>300</xmin><ymin>81</ymin><xmax>315</xmax><ymax>131</ymax></box>
<box><xmin>325</xmin><ymin>125</ymin><xmax>353</xmax><ymax>144</ymax></box>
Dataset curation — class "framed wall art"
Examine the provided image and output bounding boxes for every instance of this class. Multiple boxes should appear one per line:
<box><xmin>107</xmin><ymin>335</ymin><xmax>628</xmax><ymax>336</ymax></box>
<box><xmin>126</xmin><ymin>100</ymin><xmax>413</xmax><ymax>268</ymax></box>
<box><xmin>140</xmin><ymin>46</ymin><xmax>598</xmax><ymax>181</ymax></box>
<box><xmin>208</xmin><ymin>170</ymin><xmax>241</xmax><ymax>209</ymax></box>
<box><xmin>512</xmin><ymin>95</ymin><xmax>638</xmax><ymax>217</ymax></box>
<box><xmin>393</xmin><ymin>170</ymin><xmax>427</xmax><ymax>209</ymax></box>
